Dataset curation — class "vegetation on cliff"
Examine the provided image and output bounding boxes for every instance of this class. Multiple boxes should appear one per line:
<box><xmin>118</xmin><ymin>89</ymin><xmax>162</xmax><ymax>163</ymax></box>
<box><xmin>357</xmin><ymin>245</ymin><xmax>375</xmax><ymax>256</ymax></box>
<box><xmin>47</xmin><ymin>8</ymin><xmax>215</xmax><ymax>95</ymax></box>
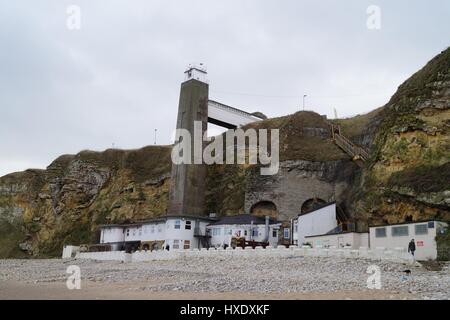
<box><xmin>352</xmin><ymin>48</ymin><xmax>450</xmax><ymax>226</ymax></box>
<box><xmin>1</xmin><ymin>48</ymin><xmax>449</xmax><ymax>257</ymax></box>
<box><xmin>0</xmin><ymin>146</ymin><xmax>172</xmax><ymax>257</ymax></box>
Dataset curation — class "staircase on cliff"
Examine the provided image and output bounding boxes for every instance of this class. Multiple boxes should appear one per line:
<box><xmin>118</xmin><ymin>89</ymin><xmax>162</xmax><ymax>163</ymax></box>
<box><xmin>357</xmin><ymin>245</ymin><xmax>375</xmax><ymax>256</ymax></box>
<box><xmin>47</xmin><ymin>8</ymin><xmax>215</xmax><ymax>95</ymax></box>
<box><xmin>328</xmin><ymin>122</ymin><xmax>370</xmax><ymax>167</ymax></box>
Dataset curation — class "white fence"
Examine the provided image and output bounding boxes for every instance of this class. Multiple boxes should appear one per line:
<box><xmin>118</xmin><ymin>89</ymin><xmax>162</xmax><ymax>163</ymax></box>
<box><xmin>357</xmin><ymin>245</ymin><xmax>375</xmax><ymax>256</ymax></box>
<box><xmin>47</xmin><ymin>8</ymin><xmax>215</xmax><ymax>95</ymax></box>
<box><xmin>74</xmin><ymin>245</ymin><xmax>415</xmax><ymax>264</ymax></box>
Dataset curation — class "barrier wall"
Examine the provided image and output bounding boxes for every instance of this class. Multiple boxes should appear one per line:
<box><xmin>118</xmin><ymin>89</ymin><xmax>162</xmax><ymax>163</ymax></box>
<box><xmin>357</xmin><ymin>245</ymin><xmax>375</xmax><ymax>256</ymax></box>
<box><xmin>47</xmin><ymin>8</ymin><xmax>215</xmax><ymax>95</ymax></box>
<box><xmin>62</xmin><ymin>245</ymin><xmax>80</xmax><ymax>258</ymax></box>
<box><xmin>74</xmin><ymin>245</ymin><xmax>415</xmax><ymax>264</ymax></box>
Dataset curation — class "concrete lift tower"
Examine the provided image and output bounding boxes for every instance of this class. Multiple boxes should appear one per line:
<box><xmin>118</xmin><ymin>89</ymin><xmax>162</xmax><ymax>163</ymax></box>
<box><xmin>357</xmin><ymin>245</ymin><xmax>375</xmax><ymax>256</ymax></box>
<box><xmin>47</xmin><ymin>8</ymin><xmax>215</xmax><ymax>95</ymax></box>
<box><xmin>167</xmin><ymin>64</ymin><xmax>265</xmax><ymax>217</ymax></box>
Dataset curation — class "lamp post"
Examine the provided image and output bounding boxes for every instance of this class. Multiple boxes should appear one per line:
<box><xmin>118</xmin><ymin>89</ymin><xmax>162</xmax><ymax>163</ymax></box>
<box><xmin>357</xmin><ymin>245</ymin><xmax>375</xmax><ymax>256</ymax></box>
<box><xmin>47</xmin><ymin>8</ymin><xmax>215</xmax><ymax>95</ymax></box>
<box><xmin>303</xmin><ymin>94</ymin><xmax>307</xmax><ymax>111</ymax></box>
<box><xmin>154</xmin><ymin>129</ymin><xmax>157</xmax><ymax>145</ymax></box>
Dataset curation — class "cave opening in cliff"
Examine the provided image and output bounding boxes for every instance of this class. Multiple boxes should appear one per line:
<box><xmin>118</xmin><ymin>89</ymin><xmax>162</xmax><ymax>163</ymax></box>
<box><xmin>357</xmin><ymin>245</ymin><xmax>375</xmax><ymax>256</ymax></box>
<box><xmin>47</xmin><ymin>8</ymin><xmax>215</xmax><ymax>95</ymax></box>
<box><xmin>300</xmin><ymin>198</ymin><xmax>327</xmax><ymax>214</ymax></box>
<box><xmin>250</xmin><ymin>201</ymin><xmax>278</xmax><ymax>219</ymax></box>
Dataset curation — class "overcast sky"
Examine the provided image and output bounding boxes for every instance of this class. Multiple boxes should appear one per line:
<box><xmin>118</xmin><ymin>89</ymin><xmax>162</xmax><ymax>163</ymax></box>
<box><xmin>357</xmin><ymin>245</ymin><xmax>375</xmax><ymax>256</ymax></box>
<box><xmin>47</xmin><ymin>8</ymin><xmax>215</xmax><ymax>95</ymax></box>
<box><xmin>0</xmin><ymin>0</ymin><xmax>449</xmax><ymax>177</ymax></box>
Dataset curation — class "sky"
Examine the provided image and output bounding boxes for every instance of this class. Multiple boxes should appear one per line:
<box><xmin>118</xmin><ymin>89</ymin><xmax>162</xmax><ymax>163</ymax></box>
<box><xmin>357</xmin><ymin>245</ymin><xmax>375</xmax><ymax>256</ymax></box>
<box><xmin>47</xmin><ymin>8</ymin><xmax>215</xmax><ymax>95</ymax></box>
<box><xmin>0</xmin><ymin>0</ymin><xmax>449</xmax><ymax>177</ymax></box>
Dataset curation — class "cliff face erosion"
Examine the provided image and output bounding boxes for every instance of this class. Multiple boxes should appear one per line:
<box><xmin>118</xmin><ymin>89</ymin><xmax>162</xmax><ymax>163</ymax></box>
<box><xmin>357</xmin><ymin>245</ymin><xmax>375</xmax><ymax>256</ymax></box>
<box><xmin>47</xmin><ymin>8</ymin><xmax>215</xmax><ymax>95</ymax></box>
<box><xmin>1</xmin><ymin>48</ymin><xmax>449</xmax><ymax>258</ymax></box>
<box><xmin>343</xmin><ymin>48</ymin><xmax>450</xmax><ymax>228</ymax></box>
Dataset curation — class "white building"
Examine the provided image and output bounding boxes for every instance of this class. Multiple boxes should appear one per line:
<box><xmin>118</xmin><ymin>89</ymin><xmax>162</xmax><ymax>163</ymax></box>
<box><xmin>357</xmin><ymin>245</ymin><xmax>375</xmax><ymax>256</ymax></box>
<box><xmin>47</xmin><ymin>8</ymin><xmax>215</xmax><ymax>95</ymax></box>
<box><xmin>99</xmin><ymin>215</ymin><xmax>215</xmax><ymax>251</ymax></box>
<box><xmin>206</xmin><ymin>214</ymin><xmax>280</xmax><ymax>248</ymax></box>
<box><xmin>369</xmin><ymin>220</ymin><xmax>448</xmax><ymax>260</ymax></box>
<box><xmin>305</xmin><ymin>232</ymin><xmax>369</xmax><ymax>249</ymax></box>
<box><xmin>100</xmin><ymin>225</ymin><xmax>126</xmax><ymax>249</ymax></box>
<box><xmin>295</xmin><ymin>202</ymin><xmax>338</xmax><ymax>246</ymax></box>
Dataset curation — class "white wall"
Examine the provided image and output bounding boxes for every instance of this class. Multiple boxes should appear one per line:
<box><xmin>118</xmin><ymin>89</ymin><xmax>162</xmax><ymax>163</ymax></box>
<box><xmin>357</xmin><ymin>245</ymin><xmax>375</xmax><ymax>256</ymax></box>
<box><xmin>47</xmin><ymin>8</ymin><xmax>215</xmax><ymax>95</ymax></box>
<box><xmin>100</xmin><ymin>227</ymin><xmax>125</xmax><ymax>244</ymax></box>
<box><xmin>369</xmin><ymin>221</ymin><xmax>447</xmax><ymax>260</ymax></box>
<box><xmin>296</xmin><ymin>203</ymin><xmax>337</xmax><ymax>246</ymax></box>
<box><xmin>305</xmin><ymin>232</ymin><xmax>369</xmax><ymax>249</ymax></box>
<box><xmin>99</xmin><ymin>217</ymin><xmax>212</xmax><ymax>250</ymax></box>
<box><xmin>124</xmin><ymin>225</ymin><xmax>142</xmax><ymax>242</ymax></box>
<box><xmin>76</xmin><ymin>246</ymin><xmax>416</xmax><ymax>264</ymax></box>
<box><xmin>140</xmin><ymin>222</ymin><xmax>166</xmax><ymax>242</ymax></box>
<box><xmin>165</xmin><ymin>219</ymin><xmax>209</xmax><ymax>250</ymax></box>
<box><xmin>62</xmin><ymin>245</ymin><xmax>80</xmax><ymax>258</ymax></box>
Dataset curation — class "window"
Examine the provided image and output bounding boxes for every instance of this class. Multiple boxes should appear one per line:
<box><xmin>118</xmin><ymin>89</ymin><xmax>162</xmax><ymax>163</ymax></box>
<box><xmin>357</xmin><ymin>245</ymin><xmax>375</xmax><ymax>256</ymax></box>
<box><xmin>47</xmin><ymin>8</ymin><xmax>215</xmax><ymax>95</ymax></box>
<box><xmin>126</xmin><ymin>229</ymin><xmax>130</xmax><ymax>237</ymax></box>
<box><xmin>392</xmin><ymin>226</ymin><xmax>409</xmax><ymax>237</ymax></box>
<box><xmin>283</xmin><ymin>228</ymin><xmax>290</xmax><ymax>239</ymax></box>
<box><xmin>173</xmin><ymin>240</ymin><xmax>180</xmax><ymax>249</ymax></box>
<box><xmin>184</xmin><ymin>240</ymin><xmax>190</xmax><ymax>249</ymax></box>
<box><xmin>174</xmin><ymin>220</ymin><xmax>181</xmax><ymax>230</ymax></box>
<box><xmin>185</xmin><ymin>221</ymin><xmax>192</xmax><ymax>230</ymax></box>
<box><xmin>272</xmin><ymin>230</ymin><xmax>277</xmax><ymax>238</ymax></box>
<box><xmin>157</xmin><ymin>225</ymin><xmax>162</xmax><ymax>233</ymax></box>
<box><xmin>212</xmin><ymin>228</ymin><xmax>221</xmax><ymax>236</ymax></box>
<box><xmin>132</xmin><ymin>229</ymin><xmax>136</xmax><ymax>236</ymax></box>
<box><xmin>415</xmin><ymin>224</ymin><xmax>428</xmax><ymax>235</ymax></box>
<box><xmin>428</xmin><ymin>221</ymin><xmax>435</xmax><ymax>229</ymax></box>
<box><xmin>138</xmin><ymin>229</ymin><xmax>142</xmax><ymax>236</ymax></box>
<box><xmin>294</xmin><ymin>223</ymin><xmax>298</xmax><ymax>233</ymax></box>
<box><xmin>375</xmin><ymin>227</ymin><xmax>386</xmax><ymax>238</ymax></box>
<box><xmin>244</xmin><ymin>230</ymin><xmax>248</xmax><ymax>236</ymax></box>
<box><xmin>225</xmin><ymin>228</ymin><xmax>232</xmax><ymax>235</ymax></box>
<box><xmin>252</xmin><ymin>229</ymin><xmax>258</xmax><ymax>237</ymax></box>
<box><xmin>151</xmin><ymin>225</ymin><xmax>155</xmax><ymax>233</ymax></box>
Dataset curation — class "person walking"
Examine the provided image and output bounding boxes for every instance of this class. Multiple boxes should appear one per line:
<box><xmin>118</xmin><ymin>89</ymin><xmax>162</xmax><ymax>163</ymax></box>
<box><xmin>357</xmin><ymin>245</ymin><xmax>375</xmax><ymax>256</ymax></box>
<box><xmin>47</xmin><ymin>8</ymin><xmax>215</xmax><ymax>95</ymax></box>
<box><xmin>408</xmin><ymin>239</ymin><xmax>416</xmax><ymax>258</ymax></box>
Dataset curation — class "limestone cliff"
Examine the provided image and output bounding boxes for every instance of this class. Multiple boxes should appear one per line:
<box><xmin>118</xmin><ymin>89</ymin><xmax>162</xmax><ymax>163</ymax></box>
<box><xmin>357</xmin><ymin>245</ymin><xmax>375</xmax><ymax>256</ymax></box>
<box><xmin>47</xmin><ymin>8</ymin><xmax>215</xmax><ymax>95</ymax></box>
<box><xmin>1</xmin><ymin>48</ymin><xmax>449</xmax><ymax>258</ymax></box>
<box><xmin>0</xmin><ymin>147</ymin><xmax>172</xmax><ymax>257</ymax></box>
<box><xmin>341</xmin><ymin>48</ymin><xmax>450</xmax><ymax>228</ymax></box>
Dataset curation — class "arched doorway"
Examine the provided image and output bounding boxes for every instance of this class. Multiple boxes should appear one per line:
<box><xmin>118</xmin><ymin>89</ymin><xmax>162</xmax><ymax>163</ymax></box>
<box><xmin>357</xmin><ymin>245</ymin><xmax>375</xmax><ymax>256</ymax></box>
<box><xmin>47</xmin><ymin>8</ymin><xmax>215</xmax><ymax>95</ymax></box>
<box><xmin>300</xmin><ymin>198</ymin><xmax>327</xmax><ymax>214</ymax></box>
<box><xmin>250</xmin><ymin>201</ymin><xmax>278</xmax><ymax>218</ymax></box>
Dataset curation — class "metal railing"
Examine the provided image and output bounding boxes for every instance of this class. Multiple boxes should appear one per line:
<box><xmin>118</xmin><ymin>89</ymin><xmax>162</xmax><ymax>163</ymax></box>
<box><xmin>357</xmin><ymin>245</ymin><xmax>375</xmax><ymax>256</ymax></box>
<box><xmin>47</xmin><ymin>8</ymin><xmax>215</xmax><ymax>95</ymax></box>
<box><xmin>329</xmin><ymin>123</ymin><xmax>369</xmax><ymax>162</ymax></box>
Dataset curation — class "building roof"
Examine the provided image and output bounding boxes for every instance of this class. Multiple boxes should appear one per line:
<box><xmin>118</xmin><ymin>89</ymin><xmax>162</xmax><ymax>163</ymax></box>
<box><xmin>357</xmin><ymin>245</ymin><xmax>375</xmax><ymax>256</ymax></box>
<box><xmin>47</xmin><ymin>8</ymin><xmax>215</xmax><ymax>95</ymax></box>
<box><xmin>99</xmin><ymin>214</ymin><xmax>217</xmax><ymax>229</ymax></box>
<box><xmin>207</xmin><ymin>214</ymin><xmax>278</xmax><ymax>226</ymax></box>
<box><xmin>208</xmin><ymin>99</ymin><xmax>265</xmax><ymax>120</ymax></box>
<box><xmin>297</xmin><ymin>201</ymin><xmax>336</xmax><ymax>217</ymax></box>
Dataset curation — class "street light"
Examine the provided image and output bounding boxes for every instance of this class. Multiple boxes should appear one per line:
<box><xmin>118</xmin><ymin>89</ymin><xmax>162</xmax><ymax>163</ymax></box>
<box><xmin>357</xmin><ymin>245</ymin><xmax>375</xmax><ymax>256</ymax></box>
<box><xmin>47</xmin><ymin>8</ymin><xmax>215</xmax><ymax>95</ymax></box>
<box><xmin>154</xmin><ymin>129</ymin><xmax>157</xmax><ymax>145</ymax></box>
<box><xmin>303</xmin><ymin>94</ymin><xmax>307</xmax><ymax>111</ymax></box>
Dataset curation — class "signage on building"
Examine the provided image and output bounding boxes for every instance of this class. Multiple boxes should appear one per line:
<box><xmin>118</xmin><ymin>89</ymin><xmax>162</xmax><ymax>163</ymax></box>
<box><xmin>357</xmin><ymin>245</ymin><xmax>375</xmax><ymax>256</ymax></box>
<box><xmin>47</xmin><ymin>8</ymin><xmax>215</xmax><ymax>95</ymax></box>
<box><xmin>417</xmin><ymin>241</ymin><xmax>424</xmax><ymax>246</ymax></box>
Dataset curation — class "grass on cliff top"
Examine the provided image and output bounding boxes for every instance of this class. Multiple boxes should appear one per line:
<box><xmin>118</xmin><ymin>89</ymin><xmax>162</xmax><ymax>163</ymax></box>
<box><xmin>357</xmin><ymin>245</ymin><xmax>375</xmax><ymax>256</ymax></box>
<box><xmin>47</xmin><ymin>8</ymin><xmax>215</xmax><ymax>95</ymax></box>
<box><xmin>0</xmin><ymin>169</ymin><xmax>45</xmax><ymax>184</ymax></box>
<box><xmin>0</xmin><ymin>170</ymin><xmax>46</xmax><ymax>196</ymax></box>
<box><xmin>331</xmin><ymin>107</ymin><xmax>384</xmax><ymax>140</ymax></box>
<box><xmin>243</xmin><ymin>111</ymin><xmax>348</xmax><ymax>162</ymax></box>
<box><xmin>387</xmin><ymin>162</ymin><xmax>450</xmax><ymax>193</ymax></box>
<box><xmin>124</xmin><ymin>146</ymin><xmax>172</xmax><ymax>183</ymax></box>
<box><xmin>364</xmin><ymin>47</ymin><xmax>450</xmax><ymax>165</ymax></box>
<box><xmin>47</xmin><ymin>145</ymin><xmax>172</xmax><ymax>183</ymax></box>
<box><xmin>389</xmin><ymin>47</ymin><xmax>450</xmax><ymax>105</ymax></box>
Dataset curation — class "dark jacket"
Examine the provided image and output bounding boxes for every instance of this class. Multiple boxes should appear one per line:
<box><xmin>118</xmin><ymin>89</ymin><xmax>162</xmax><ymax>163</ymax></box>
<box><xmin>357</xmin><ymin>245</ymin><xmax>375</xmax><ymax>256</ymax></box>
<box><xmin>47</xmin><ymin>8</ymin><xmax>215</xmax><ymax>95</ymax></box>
<box><xmin>408</xmin><ymin>241</ymin><xmax>416</xmax><ymax>252</ymax></box>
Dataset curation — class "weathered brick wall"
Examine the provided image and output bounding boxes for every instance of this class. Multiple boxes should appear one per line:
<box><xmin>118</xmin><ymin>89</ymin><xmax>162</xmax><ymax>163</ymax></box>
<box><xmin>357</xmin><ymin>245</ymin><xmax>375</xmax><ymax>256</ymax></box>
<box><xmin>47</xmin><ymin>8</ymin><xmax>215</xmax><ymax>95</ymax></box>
<box><xmin>245</xmin><ymin>159</ymin><xmax>359</xmax><ymax>221</ymax></box>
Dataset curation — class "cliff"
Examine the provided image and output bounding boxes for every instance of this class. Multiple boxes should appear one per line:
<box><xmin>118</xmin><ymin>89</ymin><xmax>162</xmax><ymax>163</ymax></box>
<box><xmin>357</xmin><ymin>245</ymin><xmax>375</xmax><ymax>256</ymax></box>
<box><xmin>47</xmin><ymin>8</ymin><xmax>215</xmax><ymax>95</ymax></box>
<box><xmin>341</xmin><ymin>48</ymin><xmax>450</xmax><ymax>227</ymax></box>
<box><xmin>0</xmin><ymin>147</ymin><xmax>172</xmax><ymax>257</ymax></box>
<box><xmin>1</xmin><ymin>48</ymin><xmax>449</xmax><ymax>258</ymax></box>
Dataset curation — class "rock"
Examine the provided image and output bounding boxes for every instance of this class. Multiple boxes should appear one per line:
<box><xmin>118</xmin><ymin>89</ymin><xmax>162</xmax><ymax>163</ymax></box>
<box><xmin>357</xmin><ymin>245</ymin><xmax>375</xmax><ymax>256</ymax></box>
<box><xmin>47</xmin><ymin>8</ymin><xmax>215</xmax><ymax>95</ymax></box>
<box><xmin>18</xmin><ymin>242</ymin><xmax>32</xmax><ymax>252</ymax></box>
